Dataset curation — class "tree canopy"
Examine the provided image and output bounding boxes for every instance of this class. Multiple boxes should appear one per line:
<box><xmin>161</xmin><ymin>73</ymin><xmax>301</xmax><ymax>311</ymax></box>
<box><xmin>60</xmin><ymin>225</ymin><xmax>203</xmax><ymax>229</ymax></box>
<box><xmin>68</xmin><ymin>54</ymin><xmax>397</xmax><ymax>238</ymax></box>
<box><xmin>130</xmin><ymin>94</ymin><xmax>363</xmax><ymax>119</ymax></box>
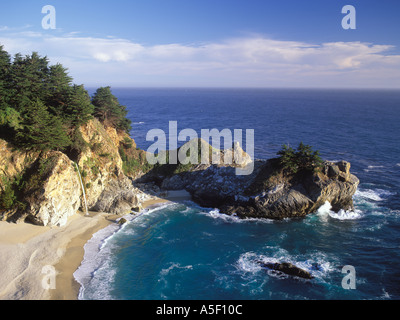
<box><xmin>277</xmin><ymin>142</ymin><xmax>323</xmax><ymax>174</ymax></box>
<box><xmin>0</xmin><ymin>45</ymin><xmax>132</xmax><ymax>153</ymax></box>
<box><xmin>92</xmin><ymin>86</ymin><xmax>132</xmax><ymax>132</ymax></box>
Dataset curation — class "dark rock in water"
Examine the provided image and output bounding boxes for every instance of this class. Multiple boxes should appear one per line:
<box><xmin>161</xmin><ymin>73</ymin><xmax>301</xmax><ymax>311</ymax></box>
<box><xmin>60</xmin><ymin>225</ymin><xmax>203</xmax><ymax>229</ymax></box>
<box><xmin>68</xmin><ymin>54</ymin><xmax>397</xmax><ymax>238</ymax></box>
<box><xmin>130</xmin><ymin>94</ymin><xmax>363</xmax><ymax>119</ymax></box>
<box><xmin>258</xmin><ymin>261</ymin><xmax>314</xmax><ymax>280</ymax></box>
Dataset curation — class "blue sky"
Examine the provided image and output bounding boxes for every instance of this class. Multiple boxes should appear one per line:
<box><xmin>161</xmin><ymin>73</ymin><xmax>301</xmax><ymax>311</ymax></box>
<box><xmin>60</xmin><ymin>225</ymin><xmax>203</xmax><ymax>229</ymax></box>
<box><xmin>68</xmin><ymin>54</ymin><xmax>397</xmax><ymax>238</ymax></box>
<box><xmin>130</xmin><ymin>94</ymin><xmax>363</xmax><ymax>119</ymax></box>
<box><xmin>0</xmin><ymin>0</ymin><xmax>399</xmax><ymax>87</ymax></box>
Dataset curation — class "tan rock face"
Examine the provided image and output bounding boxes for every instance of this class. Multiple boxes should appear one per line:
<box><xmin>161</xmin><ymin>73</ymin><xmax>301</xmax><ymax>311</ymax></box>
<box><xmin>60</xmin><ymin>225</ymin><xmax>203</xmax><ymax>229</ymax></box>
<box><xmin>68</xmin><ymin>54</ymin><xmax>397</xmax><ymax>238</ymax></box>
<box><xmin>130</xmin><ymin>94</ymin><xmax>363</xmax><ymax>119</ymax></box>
<box><xmin>77</xmin><ymin>119</ymin><xmax>136</xmax><ymax>208</ymax></box>
<box><xmin>26</xmin><ymin>152</ymin><xmax>81</xmax><ymax>227</ymax></box>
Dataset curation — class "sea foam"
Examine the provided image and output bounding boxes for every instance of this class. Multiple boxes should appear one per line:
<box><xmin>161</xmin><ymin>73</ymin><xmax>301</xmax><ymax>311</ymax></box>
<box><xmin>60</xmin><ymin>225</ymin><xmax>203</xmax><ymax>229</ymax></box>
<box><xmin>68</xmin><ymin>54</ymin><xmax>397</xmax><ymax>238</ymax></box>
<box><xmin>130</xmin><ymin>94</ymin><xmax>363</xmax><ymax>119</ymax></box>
<box><xmin>355</xmin><ymin>188</ymin><xmax>394</xmax><ymax>202</ymax></box>
<box><xmin>74</xmin><ymin>203</ymin><xmax>175</xmax><ymax>300</ymax></box>
<box><xmin>317</xmin><ymin>201</ymin><xmax>362</xmax><ymax>221</ymax></box>
<box><xmin>235</xmin><ymin>251</ymin><xmax>335</xmax><ymax>281</ymax></box>
<box><xmin>200</xmin><ymin>208</ymin><xmax>274</xmax><ymax>224</ymax></box>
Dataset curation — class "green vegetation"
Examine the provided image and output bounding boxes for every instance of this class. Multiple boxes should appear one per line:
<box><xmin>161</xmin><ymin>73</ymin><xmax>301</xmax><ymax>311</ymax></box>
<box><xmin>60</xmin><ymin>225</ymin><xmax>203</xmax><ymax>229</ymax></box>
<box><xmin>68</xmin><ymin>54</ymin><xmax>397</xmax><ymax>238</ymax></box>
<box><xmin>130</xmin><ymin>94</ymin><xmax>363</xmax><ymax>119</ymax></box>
<box><xmin>150</xmin><ymin>143</ymin><xmax>208</xmax><ymax>177</ymax></box>
<box><xmin>0</xmin><ymin>176</ymin><xmax>17</xmax><ymax>210</ymax></box>
<box><xmin>118</xmin><ymin>144</ymin><xmax>153</xmax><ymax>176</ymax></box>
<box><xmin>23</xmin><ymin>156</ymin><xmax>57</xmax><ymax>193</ymax></box>
<box><xmin>0</xmin><ymin>45</ymin><xmax>132</xmax><ymax>153</ymax></box>
<box><xmin>277</xmin><ymin>142</ymin><xmax>323</xmax><ymax>174</ymax></box>
<box><xmin>92</xmin><ymin>86</ymin><xmax>132</xmax><ymax>133</ymax></box>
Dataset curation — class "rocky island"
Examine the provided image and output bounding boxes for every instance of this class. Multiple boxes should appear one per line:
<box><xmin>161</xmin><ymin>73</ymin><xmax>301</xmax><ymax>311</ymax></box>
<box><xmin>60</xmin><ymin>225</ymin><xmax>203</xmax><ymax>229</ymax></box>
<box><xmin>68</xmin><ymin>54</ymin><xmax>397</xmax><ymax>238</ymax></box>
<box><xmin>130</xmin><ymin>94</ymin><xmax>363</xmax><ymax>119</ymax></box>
<box><xmin>139</xmin><ymin>138</ymin><xmax>359</xmax><ymax>220</ymax></box>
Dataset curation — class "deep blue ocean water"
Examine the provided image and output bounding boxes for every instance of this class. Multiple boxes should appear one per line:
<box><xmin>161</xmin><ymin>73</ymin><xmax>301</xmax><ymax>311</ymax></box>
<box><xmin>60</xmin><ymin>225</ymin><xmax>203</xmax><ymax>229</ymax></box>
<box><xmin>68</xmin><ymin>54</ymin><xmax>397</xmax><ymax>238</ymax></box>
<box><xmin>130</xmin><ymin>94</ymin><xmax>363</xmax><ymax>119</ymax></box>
<box><xmin>76</xmin><ymin>89</ymin><xmax>400</xmax><ymax>300</ymax></box>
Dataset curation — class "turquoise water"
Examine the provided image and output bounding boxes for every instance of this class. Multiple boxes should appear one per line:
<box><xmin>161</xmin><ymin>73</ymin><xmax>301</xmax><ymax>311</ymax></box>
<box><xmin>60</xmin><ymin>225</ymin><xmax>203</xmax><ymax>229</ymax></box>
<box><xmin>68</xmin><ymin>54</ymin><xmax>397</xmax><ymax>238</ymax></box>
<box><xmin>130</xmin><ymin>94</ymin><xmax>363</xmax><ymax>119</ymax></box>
<box><xmin>77</xmin><ymin>89</ymin><xmax>400</xmax><ymax>300</ymax></box>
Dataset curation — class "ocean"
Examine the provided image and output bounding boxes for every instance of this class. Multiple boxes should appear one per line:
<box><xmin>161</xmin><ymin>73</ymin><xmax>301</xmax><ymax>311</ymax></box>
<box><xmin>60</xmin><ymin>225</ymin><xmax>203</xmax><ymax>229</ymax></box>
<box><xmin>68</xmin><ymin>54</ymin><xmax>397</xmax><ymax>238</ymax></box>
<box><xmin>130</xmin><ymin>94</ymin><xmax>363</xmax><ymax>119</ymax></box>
<box><xmin>75</xmin><ymin>88</ymin><xmax>400</xmax><ymax>300</ymax></box>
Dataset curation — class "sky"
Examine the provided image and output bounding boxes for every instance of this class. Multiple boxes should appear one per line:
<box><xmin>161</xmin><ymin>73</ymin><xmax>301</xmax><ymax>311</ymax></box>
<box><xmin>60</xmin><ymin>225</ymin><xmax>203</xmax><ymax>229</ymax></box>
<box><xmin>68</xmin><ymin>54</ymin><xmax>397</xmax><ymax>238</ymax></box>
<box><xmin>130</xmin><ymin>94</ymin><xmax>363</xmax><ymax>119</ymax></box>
<box><xmin>0</xmin><ymin>0</ymin><xmax>399</xmax><ymax>88</ymax></box>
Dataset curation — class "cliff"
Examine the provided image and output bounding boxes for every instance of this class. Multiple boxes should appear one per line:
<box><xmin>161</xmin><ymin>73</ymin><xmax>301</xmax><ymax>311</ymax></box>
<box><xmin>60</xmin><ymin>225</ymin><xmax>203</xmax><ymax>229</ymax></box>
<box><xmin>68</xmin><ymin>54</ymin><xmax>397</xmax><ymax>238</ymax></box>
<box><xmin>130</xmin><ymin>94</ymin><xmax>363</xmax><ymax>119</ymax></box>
<box><xmin>0</xmin><ymin>119</ymin><xmax>153</xmax><ymax>227</ymax></box>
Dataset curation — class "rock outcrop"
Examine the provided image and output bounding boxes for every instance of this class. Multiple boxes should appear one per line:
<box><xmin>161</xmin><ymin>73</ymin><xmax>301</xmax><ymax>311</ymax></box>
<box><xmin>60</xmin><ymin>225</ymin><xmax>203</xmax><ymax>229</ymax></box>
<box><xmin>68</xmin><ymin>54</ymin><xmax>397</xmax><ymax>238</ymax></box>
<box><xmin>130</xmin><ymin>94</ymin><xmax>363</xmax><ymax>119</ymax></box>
<box><xmin>23</xmin><ymin>152</ymin><xmax>82</xmax><ymax>227</ymax></box>
<box><xmin>258</xmin><ymin>261</ymin><xmax>314</xmax><ymax>280</ymax></box>
<box><xmin>221</xmin><ymin>159</ymin><xmax>359</xmax><ymax>220</ymax></box>
<box><xmin>142</xmin><ymin>140</ymin><xmax>359</xmax><ymax>220</ymax></box>
<box><xmin>0</xmin><ymin>148</ymin><xmax>82</xmax><ymax>227</ymax></box>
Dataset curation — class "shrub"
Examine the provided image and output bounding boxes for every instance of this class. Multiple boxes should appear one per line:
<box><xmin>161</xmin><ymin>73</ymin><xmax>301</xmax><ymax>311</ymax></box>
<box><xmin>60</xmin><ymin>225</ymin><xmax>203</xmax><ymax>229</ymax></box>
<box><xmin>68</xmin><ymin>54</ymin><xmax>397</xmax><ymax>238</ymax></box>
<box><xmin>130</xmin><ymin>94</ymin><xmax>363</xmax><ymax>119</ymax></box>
<box><xmin>0</xmin><ymin>176</ymin><xmax>16</xmax><ymax>210</ymax></box>
<box><xmin>277</xmin><ymin>142</ymin><xmax>323</xmax><ymax>174</ymax></box>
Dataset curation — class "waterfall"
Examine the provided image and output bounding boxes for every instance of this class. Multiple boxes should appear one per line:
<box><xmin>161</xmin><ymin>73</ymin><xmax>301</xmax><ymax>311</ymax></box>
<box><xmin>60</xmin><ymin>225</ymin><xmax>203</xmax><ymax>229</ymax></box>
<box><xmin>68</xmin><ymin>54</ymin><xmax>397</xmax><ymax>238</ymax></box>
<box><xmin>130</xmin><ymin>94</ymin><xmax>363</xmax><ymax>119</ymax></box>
<box><xmin>75</xmin><ymin>162</ymin><xmax>89</xmax><ymax>216</ymax></box>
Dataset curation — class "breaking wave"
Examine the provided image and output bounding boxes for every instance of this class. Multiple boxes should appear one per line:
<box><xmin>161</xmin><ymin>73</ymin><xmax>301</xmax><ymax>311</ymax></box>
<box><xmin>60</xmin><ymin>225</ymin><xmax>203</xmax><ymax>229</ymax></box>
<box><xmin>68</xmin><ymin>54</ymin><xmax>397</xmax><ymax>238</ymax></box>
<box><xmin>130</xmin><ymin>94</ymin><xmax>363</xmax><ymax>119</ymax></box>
<box><xmin>316</xmin><ymin>201</ymin><xmax>362</xmax><ymax>221</ymax></box>
<box><xmin>74</xmin><ymin>202</ymin><xmax>175</xmax><ymax>300</ymax></box>
<box><xmin>235</xmin><ymin>251</ymin><xmax>336</xmax><ymax>281</ymax></box>
<box><xmin>355</xmin><ymin>188</ymin><xmax>395</xmax><ymax>202</ymax></box>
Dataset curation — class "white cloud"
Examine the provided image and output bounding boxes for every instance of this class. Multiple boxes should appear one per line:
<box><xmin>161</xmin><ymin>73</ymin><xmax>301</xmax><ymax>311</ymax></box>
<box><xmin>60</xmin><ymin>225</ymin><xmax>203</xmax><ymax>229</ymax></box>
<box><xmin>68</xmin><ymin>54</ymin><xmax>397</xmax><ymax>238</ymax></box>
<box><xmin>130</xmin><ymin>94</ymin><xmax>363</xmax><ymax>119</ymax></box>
<box><xmin>0</xmin><ymin>31</ymin><xmax>399</xmax><ymax>88</ymax></box>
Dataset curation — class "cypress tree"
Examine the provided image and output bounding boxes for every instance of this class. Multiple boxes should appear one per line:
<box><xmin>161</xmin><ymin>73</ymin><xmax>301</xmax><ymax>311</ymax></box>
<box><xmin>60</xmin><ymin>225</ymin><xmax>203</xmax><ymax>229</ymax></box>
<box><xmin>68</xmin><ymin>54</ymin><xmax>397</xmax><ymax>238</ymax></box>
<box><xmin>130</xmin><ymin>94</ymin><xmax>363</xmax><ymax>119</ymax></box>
<box><xmin>16</xmin><ymin>99</ymin><xmax>71</xmax><ymax>151</ymax></box>
<box><xmin>63</xmin><ymin>84</ymin><xmax>94</xmax><ymax>127</ymax></box>
<box><xmin>45</xmin><ymin>63</ymin><xmax>73</xmax><ymax>117</ymax></box>
<box><xmin>8</xmin><ymin>52</ymin><xmax>50</xmax><ymax>110</ymax></box>
<box><xmin>0</xmin><ymin>45</ymin><xmax>11</xmax><ymax>108</ymax></box>
<box><xmin>92</xmin><ymin>86</ymin><xmax>132</xmax><ymax>133</ymax></box>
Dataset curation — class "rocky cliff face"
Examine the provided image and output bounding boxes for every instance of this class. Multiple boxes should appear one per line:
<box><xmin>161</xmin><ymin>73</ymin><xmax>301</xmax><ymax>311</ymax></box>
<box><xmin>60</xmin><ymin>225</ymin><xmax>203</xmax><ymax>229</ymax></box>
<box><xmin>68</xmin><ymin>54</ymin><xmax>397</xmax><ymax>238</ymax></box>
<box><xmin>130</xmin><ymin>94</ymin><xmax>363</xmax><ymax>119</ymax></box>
<box><xmin>0</xmin><ymin>119</ymin><xmax>151</xmax><ymax>227</ymax></box>
<box><xmin>0</xmin><ymin>147</ymin><xmax>82</xmax><ymax>226</ymax></box>
<box><xmin>24</xmin><ymin>152</ymin><xmax>82</xmax><ymax>226</ymax></box>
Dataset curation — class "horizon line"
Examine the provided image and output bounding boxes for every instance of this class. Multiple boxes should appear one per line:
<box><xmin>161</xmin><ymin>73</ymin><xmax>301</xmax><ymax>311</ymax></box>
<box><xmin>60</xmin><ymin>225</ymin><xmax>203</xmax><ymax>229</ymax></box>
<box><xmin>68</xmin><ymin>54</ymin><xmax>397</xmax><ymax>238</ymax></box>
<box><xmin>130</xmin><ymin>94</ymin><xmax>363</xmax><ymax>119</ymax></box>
<box><xmin>84</xmin><ymin>86</ymin><xmax>400</xmax><ymax>91</ymax></box>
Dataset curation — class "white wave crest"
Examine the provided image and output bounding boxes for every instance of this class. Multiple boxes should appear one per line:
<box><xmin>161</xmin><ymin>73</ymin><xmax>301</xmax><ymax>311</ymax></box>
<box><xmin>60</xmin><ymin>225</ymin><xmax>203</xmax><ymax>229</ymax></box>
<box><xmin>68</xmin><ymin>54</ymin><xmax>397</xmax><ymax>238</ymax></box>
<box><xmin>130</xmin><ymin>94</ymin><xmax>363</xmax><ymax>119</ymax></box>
<box><xmin>236</xmin><ymin>252</ymin><xmax>264</xmax><ymax>273</ymax></box>
<box><xmin>317</xmin><ymin>201</ymin><xmax>362</xmax><ymax>220</ymax></box>
<box><xmin>364</xmin><ymin>165</ymin><xmax>385</xmax><ymax>172</ymax></box>
<box><xmin>201</xmin><ymin>208</ymin><xmax>274</xmax><ymax>224</ymax></box>
<box><xmin>160</xmin><ymin>262</ymin><xmax>193</xmax><ymax>276</ymax></box>
<box><xmin>235</xmin><ymin>251</ymin><xmax>335</xmax><ymax>280</ymax></box>
<box><xmin>75</xmin><ymin>202</ymin><xmax>176</xmax><ymax>300</ymax></box>
<box><xmin>328</xmin><ymin>209</ymin><xmax>363</xmax><ymax>220</ymax></box>
<box><xmin>355</xmin><ymin>188</ymin><xmax>394</xmax><ymax>202</ymax></box>
<box><xmin>74</xmin><ymin>222</ymin><xmax>120</xmax><ymax>300</ymax></box>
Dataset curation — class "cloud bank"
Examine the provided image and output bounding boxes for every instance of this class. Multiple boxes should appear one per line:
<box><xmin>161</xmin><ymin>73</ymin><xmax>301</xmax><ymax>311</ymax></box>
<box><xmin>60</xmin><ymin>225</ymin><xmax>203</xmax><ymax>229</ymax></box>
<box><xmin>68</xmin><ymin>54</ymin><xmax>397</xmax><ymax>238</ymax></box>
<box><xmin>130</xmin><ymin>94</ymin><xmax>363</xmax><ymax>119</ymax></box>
<box><xmin>0</xmin><ymin>30</ymin><xmax>399</xmax><ymax>88</ymax></box>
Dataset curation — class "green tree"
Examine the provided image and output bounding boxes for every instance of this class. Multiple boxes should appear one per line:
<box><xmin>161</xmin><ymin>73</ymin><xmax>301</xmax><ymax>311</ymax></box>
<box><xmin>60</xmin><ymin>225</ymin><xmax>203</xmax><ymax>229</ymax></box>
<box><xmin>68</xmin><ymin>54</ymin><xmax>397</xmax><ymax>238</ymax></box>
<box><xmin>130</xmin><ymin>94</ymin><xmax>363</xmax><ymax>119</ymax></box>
<box><xmin>0</xmin><ymin>176</ymin><xmax>16</xmax><ymax>210</ymax></box>
<box><xmin>277</xmin><ymin>142</ymin><xmax>323</xmax><ymax>174</ymax></box>
<box><xmin>277</xmin><ymin>144</ymin><xmax>298</xmax><ymax>173</ymax></box>
<box><xmin>8</xmin><ymin>52</ymin><xmax>50</xmax><ymax>110</ymax></box>
<box><xmin>0</xmin><ymin>45</ymin><xmax>11</xmax><ymax>108</ymax></box>
<box><xmin>92</xmin><ymin>86</ymin><xmax>132</xmax><ymax>133</ymax></box>
<box><xmin>15</xmin><ymin>99</ymin><xmax>71</xmax><ymax>151</ymax></box>
<box><xmin>0</xmin><ymin>107</ymin><xmax>22</xmax><ymax>131</ymax></box>
<box><xmin>63</xmin><ymin>85</ymin><xmax>94</xmax><ymax>127</ymax></box>
<box><xmin>45</xmin><ymin>63</ymin><xmax>73</xmax><ymax>117</ymax></box>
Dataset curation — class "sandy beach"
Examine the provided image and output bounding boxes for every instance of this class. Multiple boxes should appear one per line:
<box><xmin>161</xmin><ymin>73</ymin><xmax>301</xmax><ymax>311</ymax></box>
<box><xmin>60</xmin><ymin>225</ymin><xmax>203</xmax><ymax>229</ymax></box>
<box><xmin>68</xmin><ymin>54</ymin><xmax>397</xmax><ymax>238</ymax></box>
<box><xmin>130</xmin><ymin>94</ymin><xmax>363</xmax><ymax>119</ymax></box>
<box><xmin>0</xmin><ymin>190</ymin><xmax>191</xmax><ymax>300</ymax></box>
<box><xmin>0</xmin><ymin>211</ymin><xmax>116</xmax><ymax>300</ymax></box>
